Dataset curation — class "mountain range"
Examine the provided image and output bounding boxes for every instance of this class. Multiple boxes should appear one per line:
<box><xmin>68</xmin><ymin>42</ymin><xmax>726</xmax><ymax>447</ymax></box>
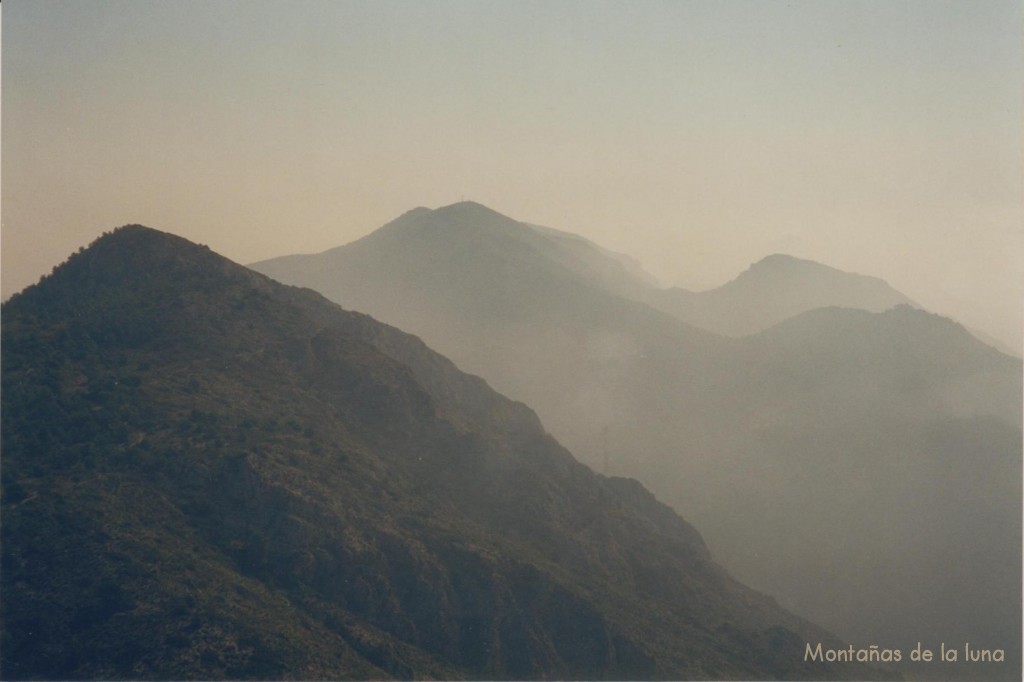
<box><xmin>1</xmin><ymin>226</ymin><xmax>876</xmax><ymax>679</ymax></box>
<box><xmin>252</xmin><ymin>201</ymin><xmax>1022</xmax><ymax>679</ymax></box>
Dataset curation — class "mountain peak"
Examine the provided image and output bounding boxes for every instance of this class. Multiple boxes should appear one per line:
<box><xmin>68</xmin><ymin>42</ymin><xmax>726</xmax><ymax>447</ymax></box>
<box><xmin>350</xmin><ymin>201</ymin><xmax>522</xmax><ymax>249</ymax></box>
<box><xmin>757</xmin><ymin>253</ymin><xmax>807</xmax><ymax>265</ymax></box>
<box><xmin>432</xmin><ymin>200</ymin><xmax>507</xmax><ymax>218</ymax></box>
<box><xmin>749</xmin><ymin>253</ymin><xmax>820</xmax><ymax>270</ymax></box>
<box><xmin>423</xmin><ymin>201</ymin><xmax>521</xmax><ymax>230</ymax></box>
<box><xmin>647</xmin><ymin>253</ymin><xmax>916</xmax><ymax>337</ymax></box>
<box><xmin>740</xmin><ymin>253</ymin><xmax>849</xmax><ymax>281</ymax></box>
<box><xmin>15</xmin><ymin>225</ymin><xmax>210</xmax><ymax>299</ymax></box>
<box><xmin>58</xmin><ymin>223</ymin><xmax>209</xmax><ymax>266</ymax></box>
<box><xmin>7</xmin><ymin>224</ymin><xmax>279</xmax><ymax>337</ymax></box>
<box><xmin>92</xmin><ymin>223</ymin><xmax>195</xmax><ymax>249</ymax></box>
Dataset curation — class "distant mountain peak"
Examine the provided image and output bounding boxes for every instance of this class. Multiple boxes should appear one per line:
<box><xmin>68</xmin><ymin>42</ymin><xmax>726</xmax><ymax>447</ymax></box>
<box><xmin>359</xmin><ymin>201</ymin><xmax>522</xmax><ymax>246</ymax></box>
<box><xmin>397</xmin><ymin>201</ymin><xmax>512</xmax><ymax>219</ymax></box>
<box><xmin>755</xmin><ymin>252</ymin><xmax>809</xmax><ymax>265</ymax></box>
<box><xmin>645</xmin><ymin>252</ymin><xmax>916</xmax><ymax>337</ymax></box>
<box><xmin>723</xmin><ymin>253</ymin><xmax>906</xmax><ymax>296</ymax></box>
<box><xmin>738</xmin><ymin>253</ymin><xmax>869</xmax><ymax>282</ymax></box>
<box><xmin>253</xmin><ymin>202</ymin><xmax>664</xmax><ymax>314</ymax></box>
<box><xmin>430</xmin><ymin>200</ymin><xmax>513</xmax><ymax>222</ymax></box>
<box><xmin>748</xmin><ymin>253</ymin><xmax>822</xmax><ymax>270</ymax></box>
<box><xmin>435</xmin><ymin>199</ymin><xmax>495</xmax><ymax>211</ymax></box>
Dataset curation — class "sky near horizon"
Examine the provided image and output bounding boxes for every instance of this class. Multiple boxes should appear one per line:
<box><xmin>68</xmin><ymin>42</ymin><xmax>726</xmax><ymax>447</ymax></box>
<box><xmin>3</xmin><ymin>1</ymin><xmax>1022</xmax><ymax>349</ymax></box>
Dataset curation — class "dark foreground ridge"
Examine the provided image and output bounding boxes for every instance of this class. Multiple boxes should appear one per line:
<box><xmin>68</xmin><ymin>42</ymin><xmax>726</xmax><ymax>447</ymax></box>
<box><xmin>1</xmin><ymin>226</ymin><xmax>881</xmax><ymax>679</ymax></box>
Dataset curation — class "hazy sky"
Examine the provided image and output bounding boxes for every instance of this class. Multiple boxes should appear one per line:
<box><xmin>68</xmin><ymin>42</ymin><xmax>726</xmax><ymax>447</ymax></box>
<box><xmin>3</xmin><ymin>1</ymin><xmax>1022</xmax><ymax>349</ymax></box>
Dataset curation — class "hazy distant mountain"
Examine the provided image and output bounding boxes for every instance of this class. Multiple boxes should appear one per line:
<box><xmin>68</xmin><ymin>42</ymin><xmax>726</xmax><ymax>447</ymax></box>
<box><xmin>257</xmin><ymin>202</ymin><xmax>659</xmax><ymax>303</ymax></box>
<box><xmin>644</xmin><ymin>253</ymin><xmax>916</xmax><ymax>336</ymax></box>
<box><xmin>252</xmin><ymin>201</ymin><xmax>727</xmax><ymax>418</ymax></box>
<box><xmin>1</xmin><ymin>226</ymin><xmax>874</xmax><ymax>680</ymax></box>
<box><xmin>680</xmin><ymin>304</ymin><xmax>1022</xmax><ymax>674</ymax></box>
<box><xmin>252</xmin><ymin>202</ymin><xmax>1022</xmax><ymax>680</ymax></box>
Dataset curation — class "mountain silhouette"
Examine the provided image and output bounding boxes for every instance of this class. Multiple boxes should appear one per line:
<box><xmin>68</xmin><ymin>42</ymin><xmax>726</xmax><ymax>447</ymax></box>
<box><xmin>1</xmin><ymin>226</ymin><xmax>876</xmax><ymax>680</ymax></box>
<box><xmin>644</xmin><ymin>253</ymin><xmax>916</xmax><ymax>336</ymax></box>
<box><xmin>252</xmin><ymin>202</ymin><xmax>1022</xmax><ymax>680</ymax></box>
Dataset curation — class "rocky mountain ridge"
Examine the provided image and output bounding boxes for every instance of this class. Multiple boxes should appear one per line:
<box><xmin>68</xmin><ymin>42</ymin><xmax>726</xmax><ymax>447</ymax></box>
<box><xmin>1</xmin><ymin>225</ymin><xmax>871</xmax><ymax>680</ymax></box>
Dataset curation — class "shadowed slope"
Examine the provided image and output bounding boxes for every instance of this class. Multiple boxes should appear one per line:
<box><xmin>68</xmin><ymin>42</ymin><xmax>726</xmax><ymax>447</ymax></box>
<box><xmin>1</xmin><ymin>226</ymin><xmax>871</xmax><ymax>680</ymax></box>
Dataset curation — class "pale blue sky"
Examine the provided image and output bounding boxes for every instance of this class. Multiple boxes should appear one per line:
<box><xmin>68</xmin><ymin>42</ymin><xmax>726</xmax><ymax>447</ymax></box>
<box><xmin>3</xmin><ymin>1</ymin><xmax>1022</xmax><ymax>347</ymax></box>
